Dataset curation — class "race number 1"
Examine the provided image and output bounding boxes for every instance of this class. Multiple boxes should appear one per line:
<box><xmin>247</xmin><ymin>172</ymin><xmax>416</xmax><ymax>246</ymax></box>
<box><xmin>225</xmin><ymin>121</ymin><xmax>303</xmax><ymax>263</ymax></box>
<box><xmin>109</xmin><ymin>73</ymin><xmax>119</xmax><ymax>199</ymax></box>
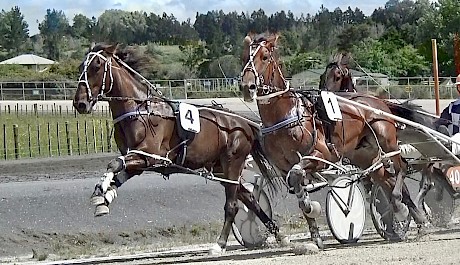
<box><xmin>179</xmin><ymin>103</ymin><xmax>201</xmax><ymax>133</ymax></box>
<box><xmin>321</xmin><ymin>91</ymin><xmax>343</xmax><ymax>121</ymax></box>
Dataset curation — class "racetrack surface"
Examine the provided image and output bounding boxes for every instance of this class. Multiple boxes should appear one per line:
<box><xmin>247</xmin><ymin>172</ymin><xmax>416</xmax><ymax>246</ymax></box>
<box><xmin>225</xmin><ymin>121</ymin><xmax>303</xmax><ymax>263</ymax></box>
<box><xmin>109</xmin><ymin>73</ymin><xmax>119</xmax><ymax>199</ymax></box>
<box><xmin>1</xmin><ymin>154</ymin><xmax>460</xmax><ymax>265</ymax></box>
<box><xmin>1</xmin><ymin>98</ymin><xmax>460</xmax><ymax>264</ymax></box>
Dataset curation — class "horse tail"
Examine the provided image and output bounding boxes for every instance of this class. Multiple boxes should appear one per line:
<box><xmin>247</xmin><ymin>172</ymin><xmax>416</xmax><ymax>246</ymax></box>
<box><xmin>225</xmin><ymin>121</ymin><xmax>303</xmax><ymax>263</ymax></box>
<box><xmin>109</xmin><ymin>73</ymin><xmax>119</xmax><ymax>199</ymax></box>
<box><xmin>384</xmin><ymin>100</ymin><xmax>437</xmax><ymax>130</ymax></box>
<box><xmin>250</xmin><ymin>136</ymin><xmax>284</xmax><ymax>197</ymax></box>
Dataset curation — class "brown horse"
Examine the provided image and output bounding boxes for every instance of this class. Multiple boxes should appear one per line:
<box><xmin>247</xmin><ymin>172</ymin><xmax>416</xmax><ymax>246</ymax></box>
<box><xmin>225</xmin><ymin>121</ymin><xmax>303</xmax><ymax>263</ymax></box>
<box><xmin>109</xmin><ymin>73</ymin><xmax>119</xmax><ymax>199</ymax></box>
<box><xmin>319</xmin><ymin>53</ymin><xmax>356</xmax><ymax>92</ymax></box>
<box><xmin>240</xmin><ymin>33</ymin><xmax>428</xmax><ymax>246</ymax></box>
<box><xmin>73</xmin><ymin>43</ymin><xmax>285</xmax><ymax>253</ymax></box>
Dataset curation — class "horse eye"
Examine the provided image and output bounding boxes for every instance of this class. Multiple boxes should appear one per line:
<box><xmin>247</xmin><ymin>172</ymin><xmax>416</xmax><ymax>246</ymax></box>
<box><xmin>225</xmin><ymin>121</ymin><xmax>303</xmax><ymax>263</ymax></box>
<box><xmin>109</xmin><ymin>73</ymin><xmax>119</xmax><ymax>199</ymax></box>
<box><xmin>263</xmin><ymin>55</ymin><xmax>268</xmax><ymax>61</ymax></box>
<box><xmin>335</xmin><ymin>76</ymin><xmax>341</xmax><ymax>82</ymax></box>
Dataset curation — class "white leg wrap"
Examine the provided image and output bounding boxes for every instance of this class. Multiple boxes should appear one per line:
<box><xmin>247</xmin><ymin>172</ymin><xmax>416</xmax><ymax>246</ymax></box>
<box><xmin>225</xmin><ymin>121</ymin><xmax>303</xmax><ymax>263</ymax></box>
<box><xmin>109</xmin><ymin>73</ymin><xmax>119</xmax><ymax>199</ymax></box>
<box><xmin>101</xmin><ymin>172</ymin><xmax>115</xmax><ymax>193</ymax></box>
<box><xmin>286</xmin><ymin>164</ymin><xmax>303</xmax><ymax>186</ymax></box>
<box><xmin>105</xmin><ymin>188</ymin><xmax>117</xmax><ymax>204</ymax></box>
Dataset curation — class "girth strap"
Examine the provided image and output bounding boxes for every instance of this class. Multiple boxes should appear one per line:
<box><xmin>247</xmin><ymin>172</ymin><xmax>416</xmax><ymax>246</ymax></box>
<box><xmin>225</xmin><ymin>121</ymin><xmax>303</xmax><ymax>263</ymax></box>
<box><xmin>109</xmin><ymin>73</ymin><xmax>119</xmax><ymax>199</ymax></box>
<box><xmin>261</xmin><ymin>115</ymin><xmax>300</xmax><ymax>135</ymax></box>
<box><xmin>113</xmin><ymin>110</ymin><xmax>150</xmax><ymax>124</ymax></box>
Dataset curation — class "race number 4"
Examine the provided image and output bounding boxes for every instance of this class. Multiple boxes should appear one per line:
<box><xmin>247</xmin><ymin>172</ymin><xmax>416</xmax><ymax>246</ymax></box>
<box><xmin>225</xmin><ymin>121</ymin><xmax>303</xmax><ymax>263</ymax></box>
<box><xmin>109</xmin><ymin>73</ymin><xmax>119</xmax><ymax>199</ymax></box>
<box><xmin>179</xmin><ymin>103</ymin><xmax>201</xmax><ymax>133</ymax></box>
<box><xmin>447</xmin><ymin>166</ymin><xmax>460</xmax><ymax>188</ymax></box>
<box><xmin>321</xmin><ymin>91</ymin><xmax>343</xmax><ymax>121</ymax></box>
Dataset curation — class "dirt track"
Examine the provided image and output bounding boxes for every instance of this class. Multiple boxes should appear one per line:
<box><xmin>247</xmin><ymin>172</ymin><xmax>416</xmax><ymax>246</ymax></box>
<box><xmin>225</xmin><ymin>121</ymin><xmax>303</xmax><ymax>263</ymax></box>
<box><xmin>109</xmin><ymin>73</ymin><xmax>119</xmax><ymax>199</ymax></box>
<box><xmin>120</xmin><ymin>230</ymin><xmax>460</xmax><ymax>265</ymax></box>
<box><xmin>1</xmin><ymin>154</ymin><xmax>460</xmax><ymax>265</ymax></box>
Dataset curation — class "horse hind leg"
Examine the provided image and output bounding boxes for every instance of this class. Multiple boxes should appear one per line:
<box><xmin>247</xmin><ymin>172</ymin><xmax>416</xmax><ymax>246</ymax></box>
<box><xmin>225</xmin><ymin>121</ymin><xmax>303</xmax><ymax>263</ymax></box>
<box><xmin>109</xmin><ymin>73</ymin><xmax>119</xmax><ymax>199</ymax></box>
<box><xmin>415</xmin><ymin>165</ymin><xmax>434</xmax><ymax>213</ymax></box>
<box><xmin>209</xmin><ymin>182</ymin><xmax>240</xmax><ymax>255</ymax></box>
<box><xmin>237</xmin><ymin>185</ymin><xmax>290</xmax><ymax>247</ymax></box>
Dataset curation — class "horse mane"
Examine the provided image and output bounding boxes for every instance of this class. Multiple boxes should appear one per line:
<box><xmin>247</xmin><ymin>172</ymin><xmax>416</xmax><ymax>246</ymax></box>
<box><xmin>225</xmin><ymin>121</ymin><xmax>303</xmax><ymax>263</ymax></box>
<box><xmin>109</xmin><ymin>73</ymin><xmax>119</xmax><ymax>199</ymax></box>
<box><xmin>92</xmin><ymin>43</ymin><xmax>152</xmax><ymax>79</ymax></box>
<box><xmin>329</xmin><ymin>52</ymin><xmax>351</xmax><ymax>66</ymax></box>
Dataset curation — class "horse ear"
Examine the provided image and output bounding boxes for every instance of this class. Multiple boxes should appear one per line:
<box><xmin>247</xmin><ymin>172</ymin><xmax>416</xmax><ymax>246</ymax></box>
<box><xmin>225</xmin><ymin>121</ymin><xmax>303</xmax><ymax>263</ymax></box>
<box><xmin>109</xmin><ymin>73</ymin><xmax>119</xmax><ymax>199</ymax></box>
<box><xmin>243</xmin><ymin>35</ymin><xmax>252</xmax><ymax>46</ymax></box>
<box><xmin>105</xmin><ymin>43</ymin><xmax>118</xmax><ymax>54</ymax></box>
<box><xmin>273</xmin><ymin>34</ymin><xmax>280</xmax><ymax>48</ymax></box>
<box><xmin>89</xmin><ymin>42</ymin><xmax>95</xmax><ymax>52</ymax></box>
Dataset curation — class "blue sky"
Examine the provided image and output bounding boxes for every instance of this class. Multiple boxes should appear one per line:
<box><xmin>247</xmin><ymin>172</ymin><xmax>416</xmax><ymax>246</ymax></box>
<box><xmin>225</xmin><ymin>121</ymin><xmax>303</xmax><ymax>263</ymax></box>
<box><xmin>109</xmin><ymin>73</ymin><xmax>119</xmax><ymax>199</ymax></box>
<box><xmin>2</xmin><ymin>0</ymin><xmax>390</xmax><ymax>35</ymax></box>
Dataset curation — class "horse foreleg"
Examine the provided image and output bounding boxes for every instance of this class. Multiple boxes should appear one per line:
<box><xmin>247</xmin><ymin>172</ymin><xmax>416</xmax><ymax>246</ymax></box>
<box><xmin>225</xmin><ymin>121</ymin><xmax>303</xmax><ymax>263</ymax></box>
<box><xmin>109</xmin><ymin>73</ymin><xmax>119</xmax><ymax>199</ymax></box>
<box><xmin>91</xmin><ymin>154</ymin><xmax>146</xmax><ymax>217</ymax></box>
<box><xmin>237</xmin><ymin>185</ymin><xmax>290</xmax><ymax>246</ymax></box>
<box><xmin>210</xmin><ymin>183</ymin><xmax>239</xmax><ymax>255</ymax></box>
<box><xmin>286</xmin><ymin>160</ymin><xmax>323</xmax><ymax>249</ymax></box>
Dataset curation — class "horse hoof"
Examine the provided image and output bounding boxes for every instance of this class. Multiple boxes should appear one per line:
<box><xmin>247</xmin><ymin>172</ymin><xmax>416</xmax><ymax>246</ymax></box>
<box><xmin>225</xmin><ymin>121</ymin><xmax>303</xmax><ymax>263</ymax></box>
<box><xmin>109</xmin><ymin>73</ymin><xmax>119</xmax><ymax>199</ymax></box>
<box><xmin>90</xmin><ymin>195</ymin><xmax>105</xmax><ymax>206</ymax></box>
<box><xmin>208</xmin><ymin>243</ymin><xmax>225</xmax><ymax>255</ymax></box>
<box><xmin>417</xmin><ymin>222</ymin><xmax>433</xmax><ymax>238</ymax></box>
<box><xmin>94</xmin><ymin>204</ymin><xmax>109</xmax><ymax>217</ymax></box>
<box><xmin>306</xmin><ymin>201</ymin><xmax>322</xmax><ymax>219</ymax></box>
<box><xmin>292</xmin><ymin>242</ymin><xmax>319</xmax><ymax>255</ymax></box>
<box><xmin>277</xmin><ymin>235</ymin><xmax>291</xmax><ymax>247</ymax></box>
<box><xmin>394</xmin><ymin>204</ymin><xmax>409</xmax><ymax>222</ymax></box>
<box><xmin>313</xmin><ymin>237</ymin><xmax>324</xmax><ymax>250</ymax></box>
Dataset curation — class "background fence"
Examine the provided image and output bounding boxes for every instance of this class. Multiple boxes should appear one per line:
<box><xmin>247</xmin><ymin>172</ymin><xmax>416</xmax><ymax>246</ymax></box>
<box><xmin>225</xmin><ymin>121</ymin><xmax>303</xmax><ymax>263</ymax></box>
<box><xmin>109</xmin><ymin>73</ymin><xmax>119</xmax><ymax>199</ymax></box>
<box><xmin>0</xmin><ymin>76</ymin><xmax>459</xmax><ymax>101</ymax></box>
<box><xmin>1</xmin><ymin>75</ymin><xmax>459</xmax><ymax>161</ymax></box>
<box><xmin>1</xmin><ymin>110</ymin><xmax>116</xmax><ymax>160</ymax></box>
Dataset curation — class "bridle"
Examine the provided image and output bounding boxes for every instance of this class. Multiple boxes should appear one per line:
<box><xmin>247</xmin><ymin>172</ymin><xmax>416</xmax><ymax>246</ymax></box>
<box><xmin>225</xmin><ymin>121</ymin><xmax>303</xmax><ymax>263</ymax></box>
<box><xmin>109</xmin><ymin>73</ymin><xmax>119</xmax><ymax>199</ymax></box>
<box><xmin>78</xmin><ymin>50</ymin><xmax>163</xmax><ymax>105</ymax></box>
<box><xmin>241</xmin><ymin>40</ymin><xmax>290</xmax><ymax>100</ymax></box>
<box><xmin>78</xmin><ymin>50</ymin><xmax>116</xmax><ymax>105</ymax></box>
<box><xmin>241</xmin><ymin>39</ymin><xmax>318</xmax><ymax>154</ymax></box>
<box><xmin>322</xmin><ymin>62</ymin><xmax>352</xmax><ymax>91</ymax></box>
<box><xmin>326</xmin><ymin>62</ymin><xmax>349</xmax><ymax>77</ymax></box>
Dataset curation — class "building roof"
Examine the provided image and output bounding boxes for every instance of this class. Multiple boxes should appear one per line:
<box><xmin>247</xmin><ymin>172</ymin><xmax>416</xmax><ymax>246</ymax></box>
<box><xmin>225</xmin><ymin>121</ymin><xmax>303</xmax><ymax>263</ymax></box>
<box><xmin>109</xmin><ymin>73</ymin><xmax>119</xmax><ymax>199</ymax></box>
<box><xmin>0</xmin><ymin>54</ymin><xmax>56</xmax><ymax>65</ymax></box>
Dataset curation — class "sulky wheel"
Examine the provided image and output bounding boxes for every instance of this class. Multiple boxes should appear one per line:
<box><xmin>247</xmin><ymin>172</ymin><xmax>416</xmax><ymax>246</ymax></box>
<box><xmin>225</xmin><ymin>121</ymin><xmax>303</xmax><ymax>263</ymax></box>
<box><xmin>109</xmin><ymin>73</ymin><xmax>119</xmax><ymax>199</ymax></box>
<box><xmin>370</xmin><ymin>183</ymin><xmax>411</xmax><ymax>241</ymax></box>
<box><xmin>232</xmin><ymin>169</ymin><xmax>273</xmax><ymax>248</ymax></box>
<box><xmin>326</xmin><ymin>176</ymin><xmax>366</xmax><ymax>244</ymax></box>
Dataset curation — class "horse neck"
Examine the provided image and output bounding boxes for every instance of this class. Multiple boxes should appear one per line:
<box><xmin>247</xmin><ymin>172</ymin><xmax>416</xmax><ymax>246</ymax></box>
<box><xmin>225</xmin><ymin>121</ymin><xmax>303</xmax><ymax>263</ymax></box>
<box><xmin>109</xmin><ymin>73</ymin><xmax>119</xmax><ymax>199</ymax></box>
<box><xmin>257</xmin><ymin>92</ymin><xmax>299</xmax><ymax>126</ymax></box>
<box><xmin>108</xmin><ymin>69</ymin><xmax>149</xmax><ymax>119</ymax></box>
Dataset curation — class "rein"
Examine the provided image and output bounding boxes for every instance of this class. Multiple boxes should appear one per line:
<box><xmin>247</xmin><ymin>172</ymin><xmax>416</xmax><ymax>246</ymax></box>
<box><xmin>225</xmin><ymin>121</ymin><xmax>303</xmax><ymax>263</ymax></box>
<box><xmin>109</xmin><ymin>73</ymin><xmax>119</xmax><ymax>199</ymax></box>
<box><xmin>78</xmin><ymin>50</ymin><xmax>163</xmax><ymax>106</ymax></box>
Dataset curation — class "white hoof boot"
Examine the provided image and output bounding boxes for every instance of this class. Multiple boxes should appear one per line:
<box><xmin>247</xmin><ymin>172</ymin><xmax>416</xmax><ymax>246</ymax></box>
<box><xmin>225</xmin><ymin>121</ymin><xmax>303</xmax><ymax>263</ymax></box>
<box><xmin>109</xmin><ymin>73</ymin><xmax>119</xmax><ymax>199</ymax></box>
<box><xmin>292</xmin><ymin>242</ymin><xmax>320</xmax><ymax>255</ymax></box>
<box><xmin>94</xmin><ymin>204</ymin><xmax>110</xmax><ymax>217</ymax></box>
<box><xmin>306</xmin><ymin>201</ymin><xmax>322</xmax><ymax>219</ymax></box>
<box><xmin>208</xmin><ymin>243</ymin><xmax>225</xmax><ymax>255</ymax></box>
<box><xmin>90</xmin><ymin>196</ymin><xmax>105</xmax><ymax>206</ymax></box>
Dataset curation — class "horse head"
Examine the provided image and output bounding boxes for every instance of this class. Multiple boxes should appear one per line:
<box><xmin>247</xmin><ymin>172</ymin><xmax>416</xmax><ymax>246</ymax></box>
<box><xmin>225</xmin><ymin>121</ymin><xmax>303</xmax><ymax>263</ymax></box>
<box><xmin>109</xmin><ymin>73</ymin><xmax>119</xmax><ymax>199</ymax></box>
<box><xmin>240</xmin><ymin>33</ymin><xmax>288</xmax><ymax>102</ymax></box>
<box><xmin>73</xmin><ymin>43</ymin><xmax>120</xmax><ymax>114</ymax></box>
<box><xmin>320</xmin><ymin>52</ymin><xmax>355</xmax><ymax>92</ymax></box>
<box><xmin>73</xmin><ymin>43</ymin><xmax>151</xmax><ymax>114</ymax></box>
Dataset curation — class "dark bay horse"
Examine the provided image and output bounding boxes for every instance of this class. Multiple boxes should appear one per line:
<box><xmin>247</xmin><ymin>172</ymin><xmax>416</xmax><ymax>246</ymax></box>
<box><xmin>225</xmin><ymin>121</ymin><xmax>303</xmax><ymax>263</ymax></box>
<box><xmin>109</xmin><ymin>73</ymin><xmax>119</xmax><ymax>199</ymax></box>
<box><xmin>319</xmin><ymin>54</ymin><xmax>439</xmax><ymax>226</ymax></box>
<box><xmin>240</xmin><ymin>33</ymin><xmax>428</xmax><ymax>246</ymax></box>
<box><xmin>319</xmin><ymin>52</ymin><xmax>356</xmax><ymax>93</ymax></box>
<box><xmin>73</xmin><ymin>43</ymin><xmax>285</xmax><ymax>253</ymax></box>
<box><xmin>384</xmin><ymin>100</ymin><xmax>458</xmax><ymax>220</ymax></box>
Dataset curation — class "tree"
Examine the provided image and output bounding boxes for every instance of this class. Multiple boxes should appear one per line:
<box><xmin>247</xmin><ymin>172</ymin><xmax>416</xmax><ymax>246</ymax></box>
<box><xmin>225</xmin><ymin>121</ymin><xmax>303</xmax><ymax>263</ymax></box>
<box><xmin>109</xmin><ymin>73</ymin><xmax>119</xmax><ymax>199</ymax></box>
<box><xmin>71</xmin><ymin>14</ymin><xmax>94</xmax><ymax>40</ymax></box>
<box><xmin>179</xmin><ymin>40</ymin><xmax>210</xmax><ymax>74</ymax></box>
<box><xmin>0</xmin><ymin>6</ymin><xmax>29</xmax><ymax>57</ymax></box>
<box><xmin>95</xmin><ymin>10</ymin><xmax>148</xmax><ymax>44</ymax></box>
<box><xmin>39</xmin><ymin>9</ymin><xmax>69</xmax><ymax>60</ymax></box>
<box><xmin>416</xmin><ymin>0</ymin><xmax>460</xmax><ymax>75</ymax></box>
<box><xmin>284</xmin><ymin>52</ymin><xmax>323</xmax><ymax>75</ymax></box>
<box><xmin>337</xmin><ymin>24</ymin><xmax>371</xmax><ymax>51</ymax></box>
<box><xmin>351</xmin><ymin>38</ymin><xmax>429</xmax><ymax>77</ymax></box>
<box><xmin>249</xmin><ymin>9</ymin><xmax>268</xmax><ymax>33</ymax></box>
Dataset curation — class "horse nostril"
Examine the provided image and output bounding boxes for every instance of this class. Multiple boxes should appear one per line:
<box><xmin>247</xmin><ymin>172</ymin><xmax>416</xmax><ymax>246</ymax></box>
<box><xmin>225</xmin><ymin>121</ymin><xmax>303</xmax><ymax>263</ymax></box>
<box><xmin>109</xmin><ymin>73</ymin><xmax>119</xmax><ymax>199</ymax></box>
<box><xmin>78</xmin><ymin>102</ymin><xmax>88</xmax><ymax>111</ymax></box>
